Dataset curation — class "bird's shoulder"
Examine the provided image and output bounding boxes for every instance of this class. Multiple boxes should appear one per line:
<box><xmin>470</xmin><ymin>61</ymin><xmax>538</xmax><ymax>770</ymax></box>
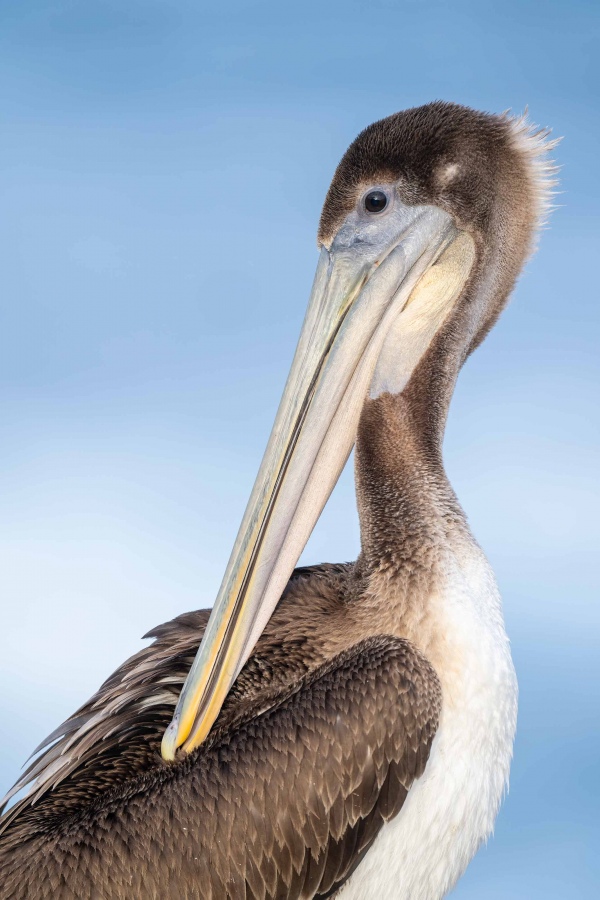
<box><xmin>0</xmin><ymin>563</ymin><xmax>350</xmax><ymax>840</ymax></box>
<box><xmin>3</xmin><ymin>637</ymin><xmax>441</xmax><ymax>899</ymax></box>
<box><xmin>0</xmin><ymin>562</ymin><xmax>442</xmax><ymax>900</ymax></box>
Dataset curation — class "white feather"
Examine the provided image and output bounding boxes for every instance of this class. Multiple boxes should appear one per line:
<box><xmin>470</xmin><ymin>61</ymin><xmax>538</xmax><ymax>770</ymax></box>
<box><xmin>341</xmin><ymin>538</ymin><xmax>518</xmax><ymax>900</ymax></box>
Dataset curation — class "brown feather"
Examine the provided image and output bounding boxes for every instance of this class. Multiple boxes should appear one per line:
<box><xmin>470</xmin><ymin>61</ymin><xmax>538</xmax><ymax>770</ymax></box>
<box><xmin>0</xmin><ymin>625</ymin><xmax>440</xmax><ymax>897</ymax></box>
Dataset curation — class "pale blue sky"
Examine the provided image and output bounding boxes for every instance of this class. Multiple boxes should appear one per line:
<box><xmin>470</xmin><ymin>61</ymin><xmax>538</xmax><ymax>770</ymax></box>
<box><xmin>0</xmin><ymin>1</ymin><xmax>598</xmax><ymax>895</ymax></box>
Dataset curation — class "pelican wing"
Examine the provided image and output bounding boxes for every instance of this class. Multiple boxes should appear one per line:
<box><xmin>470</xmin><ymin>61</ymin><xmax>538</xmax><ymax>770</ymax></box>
<box><xmin>0</xmin><ymin>608</ymin><xmax>212</xmax><ymax>833</ymax></box>
<box><xmin>0</xmin><ymin>623</ymin><xmax>440</xmax><ymax>899</ymax></box>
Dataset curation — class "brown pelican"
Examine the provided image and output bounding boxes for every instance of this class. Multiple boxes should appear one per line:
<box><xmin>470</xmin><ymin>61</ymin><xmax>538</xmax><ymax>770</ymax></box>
<box><xmin>0</xmin><ymin>101</ymin><xmax>556</xmax><ymax>899</ymax></box>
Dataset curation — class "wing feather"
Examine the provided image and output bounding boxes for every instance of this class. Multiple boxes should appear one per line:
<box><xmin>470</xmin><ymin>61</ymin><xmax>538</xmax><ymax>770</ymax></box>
<box><xmin>1</xmin><ymin>632</ymin><xmax>440</xmax><ymax>899</ymax></box>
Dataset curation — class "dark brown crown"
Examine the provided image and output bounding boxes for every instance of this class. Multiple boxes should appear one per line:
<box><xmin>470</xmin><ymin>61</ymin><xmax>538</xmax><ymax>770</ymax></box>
<box><xmin>318</xmin><ymin>101</ymin><xmax>556</xmax><ymax>249</ymax></box>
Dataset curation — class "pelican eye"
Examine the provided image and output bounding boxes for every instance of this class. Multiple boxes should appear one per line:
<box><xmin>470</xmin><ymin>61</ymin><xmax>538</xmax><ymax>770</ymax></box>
<box><xmin>364</xmin><ymin>190</ymin><xmax>388</xmax><ymax>213</ymax></box>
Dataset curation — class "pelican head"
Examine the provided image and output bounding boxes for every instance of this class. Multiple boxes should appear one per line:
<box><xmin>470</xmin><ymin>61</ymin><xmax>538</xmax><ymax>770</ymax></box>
<box><xmin>162</xmin><ymin>101</ymin><xmax>555</xmax><ymax>759</ymax></box>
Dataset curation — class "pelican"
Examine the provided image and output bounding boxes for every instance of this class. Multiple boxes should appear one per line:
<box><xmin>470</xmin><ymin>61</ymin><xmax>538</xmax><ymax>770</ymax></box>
<box><xmin>0</xmin><ymin>101</ymin><xmax>556</xmax><ymax>899</ymax></box>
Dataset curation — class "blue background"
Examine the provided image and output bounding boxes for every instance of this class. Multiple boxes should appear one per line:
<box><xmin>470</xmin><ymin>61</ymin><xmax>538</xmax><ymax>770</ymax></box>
<box><xmin>1</xmin><ymin>2</ymin><xmax>598</xmax><ymax>895</ymax></box>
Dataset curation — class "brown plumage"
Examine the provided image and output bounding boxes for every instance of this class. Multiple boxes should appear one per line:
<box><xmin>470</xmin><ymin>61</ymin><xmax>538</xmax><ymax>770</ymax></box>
<box><xmin>0</xmin><ymin>101</ymin><xmax>556</xmax><ymax>899</ymax></box>
<box><xmin>0</xmin><ymin>567</ymin><xmax>441</xmax><ymax>899</ymax></box>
